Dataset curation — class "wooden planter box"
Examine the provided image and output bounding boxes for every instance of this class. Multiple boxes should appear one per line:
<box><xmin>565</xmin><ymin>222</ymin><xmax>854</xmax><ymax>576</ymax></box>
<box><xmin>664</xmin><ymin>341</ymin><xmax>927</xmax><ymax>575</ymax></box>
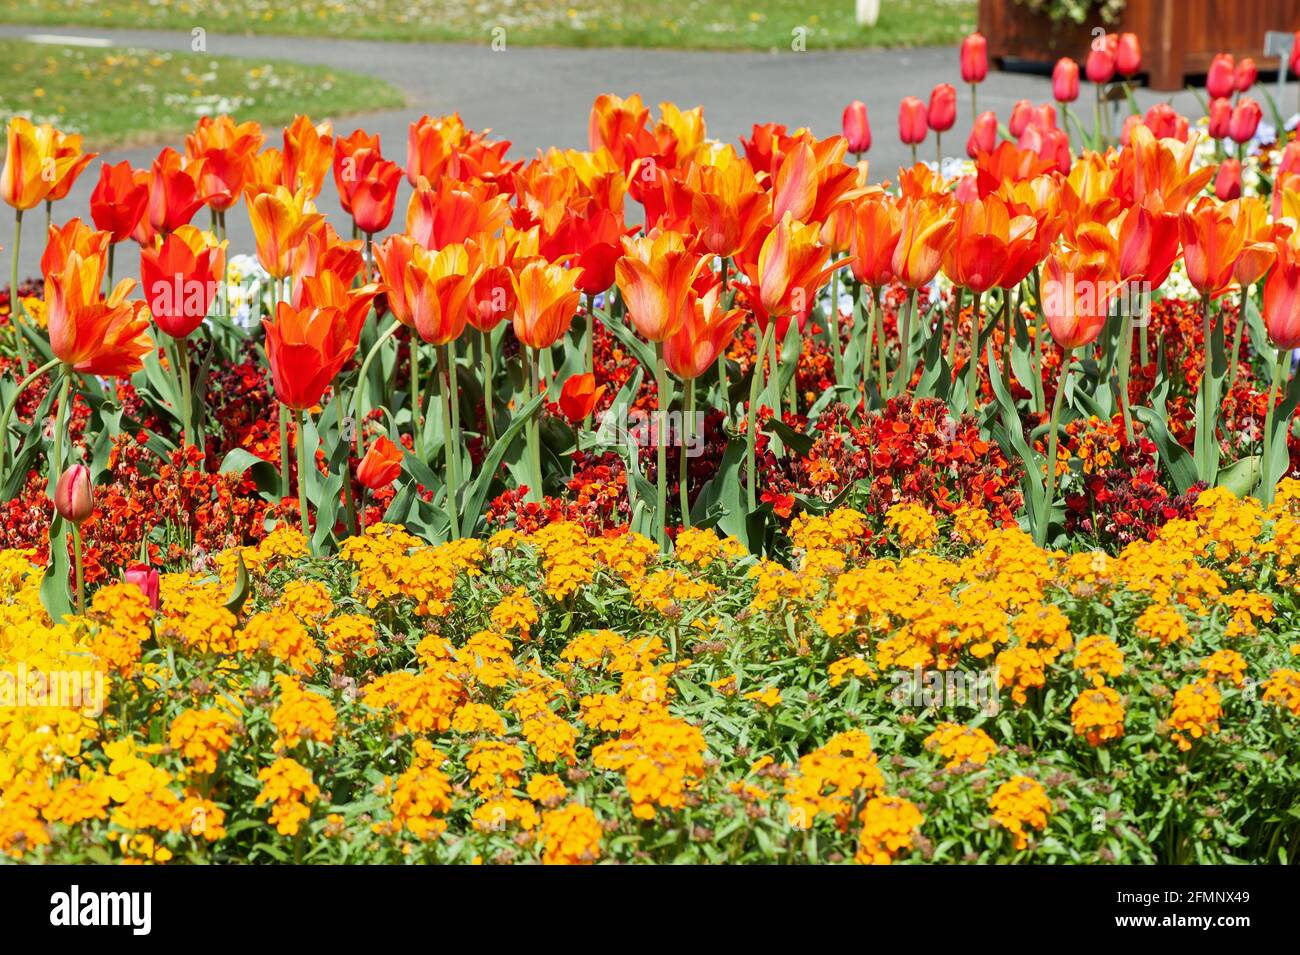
<box><xmin>980</xmin><ymin>0</ymin><xmax>1300</xmax><ymax>91</ymax></box>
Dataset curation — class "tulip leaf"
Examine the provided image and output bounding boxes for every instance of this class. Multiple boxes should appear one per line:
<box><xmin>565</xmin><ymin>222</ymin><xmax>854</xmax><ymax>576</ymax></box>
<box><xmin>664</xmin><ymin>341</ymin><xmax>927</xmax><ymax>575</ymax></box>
<box><xmin>222</xmin><ymin>552</ymin><xmax>251</xmax><ymax>618</ymax></box>
<box><xmin>218</xmin><ymin>447</ymin><xmax>282</xmax><ymax>499</ymax></box>
<box><xmin>1260</xmin><ymin>357</ymin><xmax>1300</xmax><ymax>496</ymax></box>
<box><xmin>40</xmin><ymin>515</ymin><xmax>74</xmax><ymax>623</ymax></box>
<box><xmin>460</xmin><ymin>391</ymin><xmax>546</xmax><ymax>537</ymax></box>
<box><xmin>1133</xmin><ymin>404</ymin><xmax>1198</xmax><ymax>494</ymax></box>
<box><xmin>593</xmin><ymin>307</ymin><xmax>656</xmax><ymax>375</ymax></box>
<box><xmin>1216</xmin><ymin>455</ymin><xmax>1261</xmax><ymax>497</ymax></box>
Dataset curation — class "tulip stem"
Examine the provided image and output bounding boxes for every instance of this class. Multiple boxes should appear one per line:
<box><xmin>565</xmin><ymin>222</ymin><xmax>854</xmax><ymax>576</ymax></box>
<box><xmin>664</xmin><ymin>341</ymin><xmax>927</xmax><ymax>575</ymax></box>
<box><xmin>828</xmin><ymin>268</ymin><xmax>843</xmax><ymax>384</ymax></box>
<box><xmin>51</xmin><ymin>373</ymin><xmax>70</xmax><ymax>495</ymax></box>
<box><xmin>175</xmin><ymin>334</ymin><xmax>194</xmax><ymax>449</ymax></box>
<box><xmin>891</xmin><ymin>288</ymin><xmax>918</xmax><ymax>398</ymax></box>
<box><xmin>679</xmin><ymin>377</ymin><xmax>694</xmax><ymax>529</ymax></box>
<box><xmin>481</xmin><ymin>328</ymin><xmax>497</xmax><ymax>446</ymax></box>
<box><xmin>297</xmin><ymin>408</ymin><xmax>313</xmax><ymax>551</ymax></box>
<box><xmin>105</xmin><ymin>243</ymin><xmax>115</xmax><ymax>301</ymax></box>
<box><xmin>1227</xmin><ymin>285</ymin><xmax>1250</xmax><ymax>397</ymax></box>
<box><xmin>351</xmin><ymin>319</ymin><xmax>402</xmax><ymax>455</ymax></box>
<box><xmin>871</xmin><ymin>286</ymin><xmax>886</xmax><ymax>402</ymax></box>
<box><xmin>966</xmin><ymin>290</ymin><xmax>982</xmax><ymax>410</ymax></box>
<box><xmin>584</xmin><ymin>293</ymin><xmax>596</xmax><ymax>427</ymax></box>
<box><xmin>1039</xmin><ymin>347</ymin><xmax>1073</xmax><ymax>547</ymax></box>
<box><xmin>410</xmin><ymin>337</ymin><xmax>424</xmax><ymax>462</ymax></box>
<box><xmin>1138</xmin><ymin>293</ymin><xmax>1150</xmax><ymax>369</ymax></box>
<box><xmin>1261</xmin><ymin>348</ymin><xmax>1288</xmax><ymax>504</ymax></box>
<box><xmin>0</xmin><ymin>356</ymin><xmax>60</xmax><ymax>476</ymax></box>
<box><xmin>439</xmin><ymin>343</ymin><xmax>460</xmax><ymax>540</ymax></box>
<box><xmin>1117</xmin><ymin>305</ymin><xmax>1135</xmax><ymax>444</ymax></box>
<box><xmin>71</xmin><ymin>524</ymin><xmax>85</xmax><ymax>616</ymax></box>
<box><xmin>9</xmin><ymin>209</ymin><xmax>31</xmax><ymax>372</ymax></box>
<box><xmin>747</xmin><ymin>321</ymin><xmax>775</xmax><ymax>515</ymax></box>
<box><xmin>527</xmin><ymin>348</ymin><xmax>543</xmax><ymax>504</ymax></box>
<box><xmin>765</xmin><ymin>322</ymin><xmax>781</xmax><ymax>419</ymax></box>
<box><xmin>654</xmin><ymin>341</ymin><xmax>669</xmax><ymax>551</ymax></box>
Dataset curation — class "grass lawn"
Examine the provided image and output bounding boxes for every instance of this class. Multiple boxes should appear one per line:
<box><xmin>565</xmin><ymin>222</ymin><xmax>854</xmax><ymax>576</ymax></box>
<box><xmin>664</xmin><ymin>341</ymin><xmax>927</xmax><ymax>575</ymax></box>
<box><xmin>0</xmin><ymin>38</ymin><xmax>405</xmax><ymax>149</ymax></box>
<box><xmin>0</xmin><ymin>0</ymin><xmax>977</xmax><ymax>51</ymax></box>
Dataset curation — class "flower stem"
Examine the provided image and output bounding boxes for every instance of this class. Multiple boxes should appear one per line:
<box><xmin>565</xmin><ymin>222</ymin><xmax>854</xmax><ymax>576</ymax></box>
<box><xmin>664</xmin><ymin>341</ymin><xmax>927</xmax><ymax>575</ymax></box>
<box><xmin>1039</xmin><ymin>347</ymin><xmax>1073</xmax><ymax>548</ymax></box>
<box><xmin>72</xmin><ymin>524</ymin><xmax>85</xmax><ymax>615</ymax></box>
<box><xmin>654</xmin><ymin>341</ymin><xmax>669</xmax><ymax>551</ymax></box>
<box><xmin>748</xmin><ymin>322</ymin><xmax>775</xmax><ymax>513</ymax></box>
<box><xmin>1227</xmin><ymin>285</ymin><xmax>1249</xmax><ymax>398</ymax></box>
<box><xmin>481</xmin><ymin>327</ymin><xmax>497</xmax><ymax>446</ymax></box>
<box><xmin>871</xmin><ymin>286</ymin><xmax>886</xmax><ymax>400</ymax></box>
<box><xmin>527</xmin><ymin>348</ymin><xmax>543</xmax><ymax>504</ymax></box>
<box><xmin>1261</xmin><ymin>348</ymin><xmax>1288</xmax><ymax>504</ymax></box>
<box><xmin>440</xmin><ymin>343</ymin><xmax>461</xmax><ymax>540</ymax></box>
<box><xmin>410</xmin><ymin>337</ymin><xmax>424</xmax><ymax>462</ymax></box>
<box><xmin>966</xmin><ymin>290</ymin><xmax>982</xmax><ymax>410</ymax></box>
<box><xmin>351</xmin><ymin>319</ymin><xmax>402</xmax><ymax>455</ymax></box>
<box><xmin>1117</xmin><ymin>304</ymin><xmax>1135</xmax><ymax>444</ymax></box>
<box><xmin>890</xmin><ymin>288</ymin><xmax>917</xmax><ymax>398</ymax></box>
<box><xmin>9</xmin><ymin>208</ymin><xmax>30</xmax><ymax>371</ymax></box>
<box><xmin>0</xmin><ymin>356</ymin><xmax>60</xmax><ymax>475</ymax></box>
<box><xmin>679</xmin><ymin>377</ymin><xmax>694</xmax><ymax>529</ymax></box>
<box><xmin>297</xmin><ymin>407</ymin><xmax>312</xmax><ymax>551</ymax></box>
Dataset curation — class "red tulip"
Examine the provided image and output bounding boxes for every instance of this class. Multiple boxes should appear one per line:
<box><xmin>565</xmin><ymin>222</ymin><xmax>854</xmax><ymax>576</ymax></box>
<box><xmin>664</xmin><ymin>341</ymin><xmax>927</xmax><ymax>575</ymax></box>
<box><xmin>350</xmin><ymin>155</ymin><xmax>403</xmax><ymax>234</ymax></box>
<box><xmin>928</xmin><ymin>84</ymin><xmax>957</xmax><ymax>133</ymax></box>
<box><xmin>54</xmin><ymin>464</ymin><xmax>93</xmax><ymax>525</ymax></box>
<box><xmin>1208</xmin><ymin>98</ymin><xmax>1233</xmax><ymax>139</ymax></box>
<box><xmin>1235</xmin><ymin>57</ymin><xmax>1258</xmax><ymax>92</ymax></box>
<box><xmin>124</xmin><ymin>564</ymin><xmax>160</xmax><ymax>611</ymax></box>
<box><xmin>1229</xmin><ymin>97</ymin><xmax>1262</xmax><ymax>144</ymax></box>
<box><xmin>1206</xmin><ymin>54</ymin><xmax>1236</xmax><ymax>100</ymax></box>
<box><xmin>1264</xmin><ymin>240</ymin><xmax>1300</xmax><ymax>348</ymax></box>
<box><xmin>1085</xmin><ymin>36</ymin><xmax>1117</xmax><ymax>84</ymax></box>
<box><xmin>1292</xmin><ymin>33</ymin><xmax>1300</xmax><ymax>78</ymax></box>
<box><xmin>967</xmin><ymin>111</ymin><xmax>998</xmax><ymax>158</ymax></box>
<box><xmin>1009</xmin><ymin>100</ymin><xmax>1034</xmax><ymax>138</ymax></box>
<box><xmin>557</xmin><ymin>373</ymin><xmax>605</xmax><ymax>424</ymax></box>
<box><xmin>89</xmin><ymin>161</ymin><xmax>148</xmax><ymax>244</ymax></box>
<box><xmin>961</xmin><ymin>33</ymin><xmax>988</xmax><ymax>84</ymax></box>
<box><xmin>1215</xmin><ymin>159</ymin><xmax>1242</xmax><ymax>201</ymax></box>
<box><xmin>355</xmin><ymin>435</ymin><xmax>404</xmax><ymax>490</ymax></box>
<box><xmin>140</xmin><ymin>225</ymin><xmax>226</xmax><ymax>340</ymax></box>
<box><xmin>1053</xmin><ymin>58</ymin><xmax>1080</xmax><ymax>103</ymax></box>
<box><xmin>842</xmin><ymin>100</ymin><xmax>871</xmax><ymax>154</ymax></box>
<box><xmin>898</xmin><ymin>97</ymin><xmax>928</xmax><ymax>145</ymax></box>
<box><xmin>262</xmin><ymin>301</ymin><xmax>354</xmax><ymax>410</ymax></box>
<box><xmin>1116</xmin><ymin>33</ymin><xmax>1142</xmax><ymax>76</ymax></box>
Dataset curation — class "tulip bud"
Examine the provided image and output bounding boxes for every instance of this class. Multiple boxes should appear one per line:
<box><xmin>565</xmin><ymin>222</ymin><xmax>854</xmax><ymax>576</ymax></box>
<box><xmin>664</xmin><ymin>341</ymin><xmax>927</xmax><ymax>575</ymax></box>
<box><xmin>1292</xmin><ymin>33</ymin><xmax>1300</xmax><ymax>78</ymax></box>
<box><xmin>927</xmin><ymin>84</ymin><xmax>957</xmax><ymax>133</ymax></box>
<box><xmin>1229</xmin><ymin>97</ymin><xmax>1262</xmax><ymax>145</ymax></box>
<box><xmin>1214</xmin><ymin>159</ymin><xmax>1242</xmax><ymax>201</ymax></box>
<box><xmin>53</xmin><ymin>464</ymin><xmax>93</xmax><ymax>525</ymax></box>
<box><xmin>1085</xmin><ymin>38</ymin><xmax>1116</xmax><ymax>84</ymax></box>
<box><xmin>558</xmin><ymin>373</ymin><xmax>604</xmax><ymax>424</ymax></box>
<box><xmin>1008</xmin><ymin>100</ymin><xmax>1034</xmax><ymax>138</ymax></box>
<box><xmin>961</xmin><ymin>33</ymin><xmax>988</xmax><ymax>84</ymax></box>
<box><xmin>355</xmin><ymin>434</ymin><xmax>404</xmax><ymax>491</ymax></box>
<box><xmin>124</xmin><ymin>564</ymin><xmax>160</xmax><ymax>611</ymax></box>
<box><xmin>967</xmin><ymin>111</ymin><xmax>998</xmax><ymax>158</ymax></box>
<box><xmin>898</xmin><ymin>97</ymin><xmax>928</xmax><ymax>145</ymax></box>
<box><xmin>1208</xmin><ymin>98</ymin><xmax>1233</xmax><ymax>139</ymax></box>
<box><xmin>842</xmin><ymin>100</ymin><xmax>871</xmax><ymax>154</ymax></box>
<box><xmin>1120</xmin><ymin>114</ymin><xmax>1143</xmax><ymax>148</ymax></box>
<box><xmin>1234</xmin><ymin>57</ymin><xmax>1257</xmax><ymax>93</ymax></box>
<box><xmin>1280</xmin><ymin>141</ymin><xmax>1300</xmax><ymax>177</ymax></box>
<box><xmin>1033</xmin><ymin>103</ymin><xmax>1057</xmax><ymax>132</ymax></box>
<box><xmin>1052</xmin><ymin>58</ymin><xmax>1080</xmax><ymax>103</ymax></box>
<box><xmin>1206</xmin><ymin>54</ymin><xmax>1236</xmax><ymax>100</ymax></box>
<box><xmin>1116</xmin><ymin>33</ymin><xmax>1142</xmax><ymax>76</ymax></box>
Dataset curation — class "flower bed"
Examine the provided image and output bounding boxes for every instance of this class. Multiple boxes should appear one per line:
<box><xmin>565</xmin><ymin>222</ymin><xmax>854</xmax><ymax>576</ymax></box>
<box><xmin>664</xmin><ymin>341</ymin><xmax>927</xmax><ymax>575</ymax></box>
<box><xmin>3</xmin><ymin>31</ymin><xmax>1300</xmax><ymax>864</ymax></box>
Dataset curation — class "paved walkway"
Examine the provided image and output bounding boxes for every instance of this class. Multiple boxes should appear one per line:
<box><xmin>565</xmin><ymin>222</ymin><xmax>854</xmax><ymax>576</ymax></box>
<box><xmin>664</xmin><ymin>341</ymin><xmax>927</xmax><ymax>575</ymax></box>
<box><xmin>1</xmin><ymin>24</ymin><xmax>1213</xmax><ymax>279</ymax></box>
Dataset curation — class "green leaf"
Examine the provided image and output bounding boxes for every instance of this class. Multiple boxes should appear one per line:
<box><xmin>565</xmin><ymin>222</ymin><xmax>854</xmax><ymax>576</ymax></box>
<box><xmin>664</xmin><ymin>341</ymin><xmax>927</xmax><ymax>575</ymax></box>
<box><xmin>593</xmin><ymin>307</ymin><xmax>656</xmax><ymax>375</ymax></box>
<box><xmin>40</xmin><ymin>515</ymin><xmax>73</xmax><ymax>623</ymax></box>
<box><xmin>1216</xmin><ymin>455</ymin><xmax>1261</xmax><ymax>496</ymax></box>
<box><xmin>223</xmin><ymin>552</ymin><xmax>251</xmax><ymax>617</ymax></box>
<box><xmin>218</xmin><ymin>447</ymin><xmax>281</xmax><ymax>498</ymax></box>
<box><xmin>460</xmin><ymin>391</ymin><xmax>545</xmax><ymax>537</ymax></box>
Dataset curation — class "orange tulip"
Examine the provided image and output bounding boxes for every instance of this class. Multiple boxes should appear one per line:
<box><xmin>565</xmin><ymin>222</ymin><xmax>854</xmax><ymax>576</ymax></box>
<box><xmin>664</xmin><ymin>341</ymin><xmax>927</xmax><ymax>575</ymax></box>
<box><xmin>466</xmin><ymin>227</ymin><xmax>536</xmax><ymax>333</ymax></box>
<box><xmin>1263</xmin><ymin>239</ymin><xmax>1300</xmax><ymax>349</ymax></box>
<box><xmin>614</xmin><ymin>230</ymin><xmax>708</xmax><ymax>342</ymax></box>
<box><xmin>1059</xmin><ymin>150</ymin><xmax>1123</xmax><ymax>225</ymax></box>
<box><xmin>245</xmin><ymin>147</ymin><xmax>286</xmax><ymax>201</ymax></box>
<box><xmin>45</xmin><ymin>127</ymin><xmax>97</xmax><ymax>204</ymax></box>
<box><xmin>588</xmin><ymin>93</ymin><xmax>659</xmax><ymax>172</ymax></box>
<box><xmin>1041</xmin><ymin>249</ymin><xmax>1121</xmax><ymax>349</ymax></box>
<box><xmin>848</xmin><ymin>192</ymin><xmax>902</xmax><ymax>288</ymax></box>
<box><xmin>282</xmin><ymin>115</ymin><xmax>333</xmax><ymax>199</ymax></box>
<box><xmin>685</xmin><ymin>149</ymin><xmax>769</xmax><ymax>260</ymax></box>
<box><xmin>185</xmin><ymin>115</ymin><xmax>264</xmax><ymax>212</ymax></box>
<box><xmin>45</xmin><ymin>250</ymin><xmax>151</xmax><ymax>377</ymax></box>
<box><xmin>752</xmin><ymin>213</ymin><xmax>838</xmax><ymax>338</ymax></box>
<box><xmin>941</xmin><ymin>194</ymin><xmax>1036</xmax><ymax>293</ymax></box>
<box><xmin>406</xmin><ymin>176</ymin><xmax>510</xmax><ymax>251</ymax></box>
<box><xmin>89</xmin><ymin>161</ymin><xmax>149</xmax><ymax>244</ymax></box>
<box><xmin>262</xmin><ymin>300</ymin><xmax>354</xmax><ymax>410</ymax></box>
<box><xmin>1229</xmin><ymin>196</ymin><xmax>1288</xmax><ymax>289</ymax></box>
<box><xmin>375</xmin><ymin>234</ymin><xmax>481</xmax><ymax>345</ymax></box>
<box><xmin>891</xmin><ymin>196</ymin><xmax>956</xmax><ymax>289</ymax></box>
<box><xmin>1180</xmin><ymin>196</ymin><xmax>1248</xmax><ymax>297</ymax></box>
<box><xmin>663</xmin><ymin>281</ymin><xmax>746</xmax><ymax>380</ymax></box>
<box><xmin>292</xmin><ymin>269</ymin><xmax>378</xmax><ymax>349</ymax></box>
<box><xmin>511</xmin><ymin>259</ymin><xmax>582</xmax><ymax>350</ymax></box>
<box><xmin>1</xmin><ymin>118</ymin><xmax>84</xmax><ymax>210</ymax></box>
<box><xmin>292</xmin><ymin>221</ymin><xmax>366</xmax><ymax>289</ymax></box>
<box><xmin>331</xmin><ymin>128</ymin><xmax>383</xmax><ymax>217</ymax></box>
<box><xmin>349</xmin><ymin>155</ymin><xmax>403</xmax><ymax>235</ymax></box>
<box><xmin>138</xmin><ymin>148</ymin><xmax>210</xmax><ymax>243</ymax></box>
<box><xmin>557</xmin><ymin>373</ymin><xmax>606</xmax><ymax>424</ymax></box>
<box><xmin>248</xmin><ymin>186</ymin><xmax>324</xmax><ymax>278</ymax></box>
<box><xmin>40</xmin><ymin>219</ymin><xmax>110</xmax><ymax>278</ymax></box>
<box><xmin>355</xmin><ymin>434</ymin><xmax>404</xmax><ymax>490</ymax></box>
<box><xmin>1118</xmin><ymin>125</ymin><xmax>1214</xmax><ymax>215</ymax></box>
<box><xmin>139</xmin><ymin>225</ymin><xmax>227</xmax><ymax>340</ymax></box>
<box><xmin>406</xmin><ymin>113</ymin><xmax>468</xmax><ymax>187</ymax></box>
<box><xmin>1115</xmin><ymin>197</ymin><xmax>1181</xmax><ymax>292</ymax></box>
<box><xmin>771</xmin><ymin>135</ymin><xmax>865</xmax><ymax>226</ymax></box>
